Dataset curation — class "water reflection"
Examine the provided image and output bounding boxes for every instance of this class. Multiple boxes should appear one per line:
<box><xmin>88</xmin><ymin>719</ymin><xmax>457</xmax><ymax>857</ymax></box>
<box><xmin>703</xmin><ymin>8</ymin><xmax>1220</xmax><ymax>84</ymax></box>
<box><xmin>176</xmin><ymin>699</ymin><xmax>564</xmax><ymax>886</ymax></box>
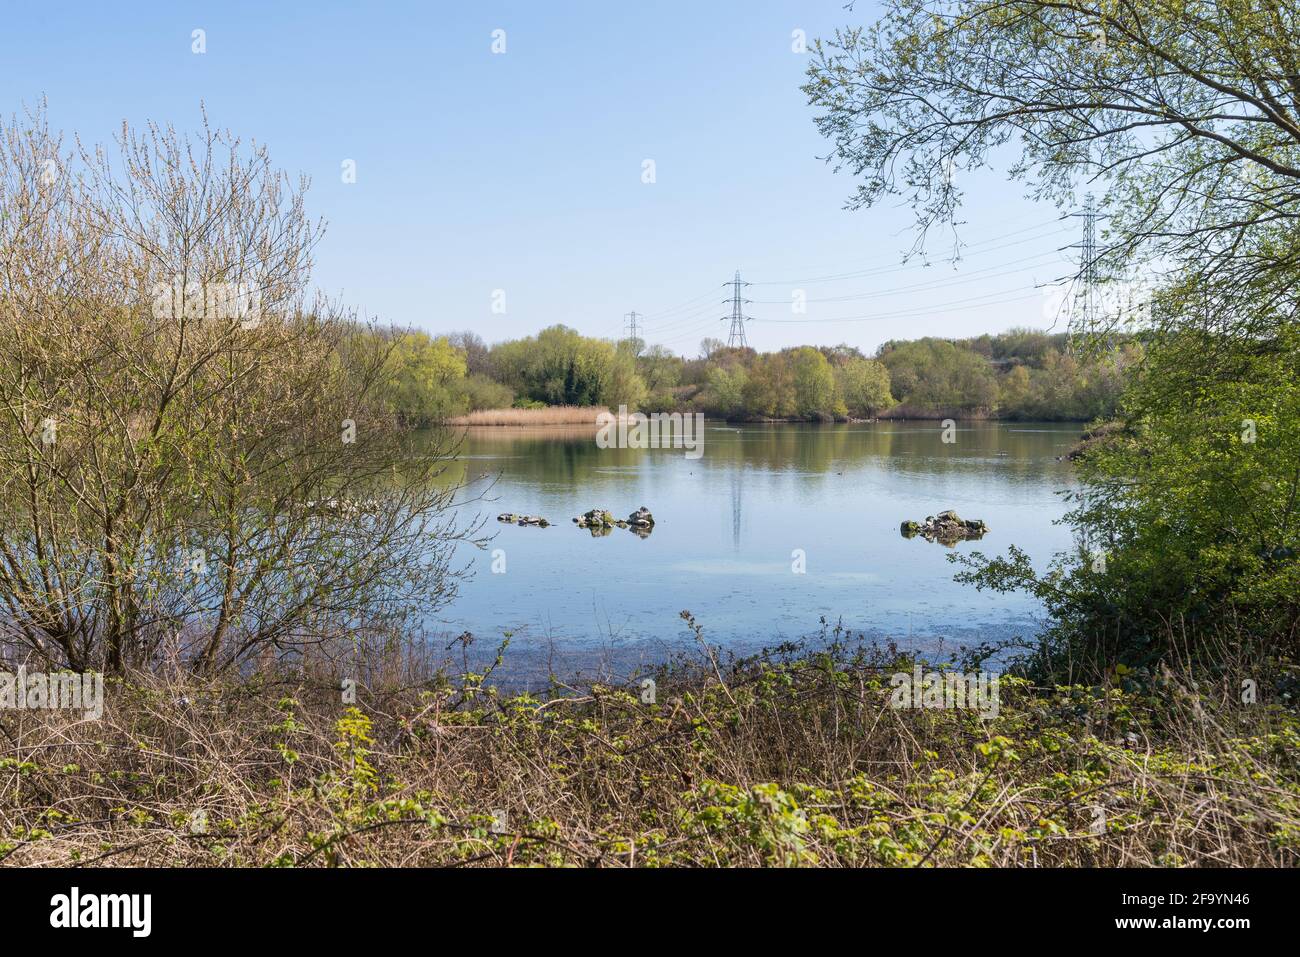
<box><xmin>423</xmin><ymin>421</ymin><xmax>1083</xmax><ymax>667</ymax></box>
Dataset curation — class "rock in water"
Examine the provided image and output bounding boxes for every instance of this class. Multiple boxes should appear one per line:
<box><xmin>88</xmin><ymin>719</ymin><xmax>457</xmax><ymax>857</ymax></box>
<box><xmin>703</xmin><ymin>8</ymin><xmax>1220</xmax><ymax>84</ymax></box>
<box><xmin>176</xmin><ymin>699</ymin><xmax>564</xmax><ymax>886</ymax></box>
<box><xmin>575</xmin><ymin>508</ymin><xmax>617</xmax><ymax>529</ymax></box>
<box><xmin>499</xmin><ymin>512</ymin><xmax>549</xmax><ymax>528</ymax></box>
<box><xmin>900</xmin><ymin>509</ymin><xmax>988</xmax><ymax>545</ymax></box>
<box><xmin>572</xmin><ymin>507</ymin><xmax>655</xmax><ymax>536</ymax></box>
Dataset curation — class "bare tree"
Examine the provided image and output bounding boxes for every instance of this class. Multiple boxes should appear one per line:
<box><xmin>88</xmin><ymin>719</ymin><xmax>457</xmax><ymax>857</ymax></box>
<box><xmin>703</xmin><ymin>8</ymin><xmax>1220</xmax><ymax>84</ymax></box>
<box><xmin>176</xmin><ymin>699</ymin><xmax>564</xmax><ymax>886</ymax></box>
<box><xmin>0</xmin><ymin>105</ymin><xmax>481</xmax><ymax>674</ymax></box>
<box><xmin>699</xmin><ymin>337</ymin><xmax>726</xmax><ymax>360</ymax></box>
<box><xmin>446</xmin><ymin>330</ymin><xmax>491</xmax><ymax>377</ymax></box>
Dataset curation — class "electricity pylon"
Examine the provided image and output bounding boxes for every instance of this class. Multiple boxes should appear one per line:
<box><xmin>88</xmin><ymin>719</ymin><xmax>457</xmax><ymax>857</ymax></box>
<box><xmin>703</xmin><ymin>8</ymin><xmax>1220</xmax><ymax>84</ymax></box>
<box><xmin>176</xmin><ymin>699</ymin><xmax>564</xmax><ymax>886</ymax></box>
<box><xmin>722</xmin><ymin>270</ymin><xmax>751</xmax><ymax>349</ymax></box>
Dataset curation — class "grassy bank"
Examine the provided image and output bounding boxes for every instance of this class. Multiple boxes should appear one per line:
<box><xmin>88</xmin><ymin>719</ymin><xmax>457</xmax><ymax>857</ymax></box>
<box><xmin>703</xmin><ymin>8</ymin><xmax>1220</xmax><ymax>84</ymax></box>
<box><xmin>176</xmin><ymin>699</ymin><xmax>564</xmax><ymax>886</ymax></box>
<box><xmin>3</xmin><ymin>633</ymin><xmax>1295</xmax><ymax>867</ymax></box>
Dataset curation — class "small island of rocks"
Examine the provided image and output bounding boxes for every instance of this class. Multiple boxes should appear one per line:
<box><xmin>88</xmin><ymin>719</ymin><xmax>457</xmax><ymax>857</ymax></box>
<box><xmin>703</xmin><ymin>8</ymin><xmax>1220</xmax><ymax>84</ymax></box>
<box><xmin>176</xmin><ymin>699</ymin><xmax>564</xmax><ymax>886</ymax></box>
<box><xmin>900</xmin><ymin>509</ymin><xmax>988</xmax><ymax>544</ymax></box>
<box><xmin>573</xmin><ymin>506</ymin><xmax>656</xmax><ymax>538</ymax></box>
<box><xmin>497</xmin><ymin>513</ymin><xmax>550</xmax><ymax>528</ymax></box>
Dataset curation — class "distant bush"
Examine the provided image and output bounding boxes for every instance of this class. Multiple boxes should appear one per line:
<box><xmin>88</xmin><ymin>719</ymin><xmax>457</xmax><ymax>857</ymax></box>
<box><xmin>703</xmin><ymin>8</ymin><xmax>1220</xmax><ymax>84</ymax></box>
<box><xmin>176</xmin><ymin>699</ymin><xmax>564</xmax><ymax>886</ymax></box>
<box><xmin>460</xmin><ymin>373</ymin><xmax>514</xmax><ymax>412</ymax></box>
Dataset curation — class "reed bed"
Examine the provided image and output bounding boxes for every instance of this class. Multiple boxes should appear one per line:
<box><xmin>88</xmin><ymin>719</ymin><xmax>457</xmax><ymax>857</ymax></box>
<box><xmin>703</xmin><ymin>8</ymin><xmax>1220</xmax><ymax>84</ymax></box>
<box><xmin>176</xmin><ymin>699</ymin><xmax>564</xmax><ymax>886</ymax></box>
<box><xmin>449</xmin><ymin>406</ymin><xmax>608</xmax><ymax>426</ymax></box>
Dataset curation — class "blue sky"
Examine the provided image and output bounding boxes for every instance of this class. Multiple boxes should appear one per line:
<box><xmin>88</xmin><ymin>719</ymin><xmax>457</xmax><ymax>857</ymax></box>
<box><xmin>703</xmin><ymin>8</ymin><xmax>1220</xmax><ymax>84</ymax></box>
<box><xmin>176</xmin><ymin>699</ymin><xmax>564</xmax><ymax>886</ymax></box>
<box><xmin>1</xmin><ymin>0</ymin><xmax>1082</xmax><ymax>354</ymax></box>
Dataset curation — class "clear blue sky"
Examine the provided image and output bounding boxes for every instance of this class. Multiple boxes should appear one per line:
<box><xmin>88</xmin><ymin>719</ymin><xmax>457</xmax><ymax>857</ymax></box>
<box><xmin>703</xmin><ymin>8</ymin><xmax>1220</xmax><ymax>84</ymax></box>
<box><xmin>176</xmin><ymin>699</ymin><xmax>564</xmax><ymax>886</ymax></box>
<box><xmin>0</xmin><ymin>0</ymin><xmax>1082</xmax><ymax>355</ymax></box>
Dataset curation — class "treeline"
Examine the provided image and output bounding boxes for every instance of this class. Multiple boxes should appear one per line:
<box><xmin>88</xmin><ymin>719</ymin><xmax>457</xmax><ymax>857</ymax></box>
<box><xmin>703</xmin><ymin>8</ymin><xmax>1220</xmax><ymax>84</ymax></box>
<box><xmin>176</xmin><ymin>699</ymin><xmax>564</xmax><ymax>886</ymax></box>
<box><xmin>878</xmin><ymin>329</ymin><xmax>1138</xmax><ymax>421</ymax></box>
<box><xmin>373</xmin><ymin>324</ymin><xmax>1136</xmax><ymax>425</ymax></box>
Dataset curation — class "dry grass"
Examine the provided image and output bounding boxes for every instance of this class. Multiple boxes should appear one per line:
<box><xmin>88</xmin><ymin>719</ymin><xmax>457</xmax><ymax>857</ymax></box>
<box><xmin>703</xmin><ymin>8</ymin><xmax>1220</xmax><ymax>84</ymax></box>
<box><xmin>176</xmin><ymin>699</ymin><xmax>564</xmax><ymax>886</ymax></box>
<box><xmin>448</xmin><ymin>406</ymin><xmax>608</xmax><ymax>426</ymax></box>
<box><xmin>2</xmin><ymin>628</ymin><xmax>1297</xmax><ymax>868</ymax></box>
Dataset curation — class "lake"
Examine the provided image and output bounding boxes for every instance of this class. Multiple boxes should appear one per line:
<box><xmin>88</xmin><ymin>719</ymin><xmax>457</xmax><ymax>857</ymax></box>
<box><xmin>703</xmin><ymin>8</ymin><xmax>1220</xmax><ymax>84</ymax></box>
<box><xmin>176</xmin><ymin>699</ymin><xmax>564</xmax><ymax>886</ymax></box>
<box><xmin>429</xmin><ymin>421</ymin><xmax>1083</xmax><ymax>677</ymax></box>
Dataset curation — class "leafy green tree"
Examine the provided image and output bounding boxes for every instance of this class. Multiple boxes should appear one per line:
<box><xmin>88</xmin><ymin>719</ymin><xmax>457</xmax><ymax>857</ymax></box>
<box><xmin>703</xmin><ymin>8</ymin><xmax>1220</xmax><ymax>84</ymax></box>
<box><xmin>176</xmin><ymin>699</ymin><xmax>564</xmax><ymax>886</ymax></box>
<box><xmin>488</xmin><ymin>325</ymin><xmax>646</xmax><ymax>408</ymax></box>
<box><xmin>381</xmin><ymin>331</ymin><xmax>468</xmax><ymax>423</ymax></box>
<box><xmin>959</xmin><ymin>314</ymin><xmax>1300</xmax><ymax>674</ymax></box>
<box><xmin>879</xmin><ymin>338</ymin><xmax>997</xmax><ymax>414</ymax></box>
<box><xmin>459</xmin><ymin>373</ymin><xmax>513</xmax><ymax>411</ymax></box>
<box><xmin>705</xmin><ymin>364</ymin><xmax>748</xmax><ymax>418</ymax></box>
<box><xmin>742</xmin><ymin>353</ymin><xmax>795</xmax><ymax>418</ymax></box>
<box><xmin>989</xmin><ymin>328</ymin><xmax>1066</xmax><ymax>364</ymax></box>
<box><xmin>788</xmin><ymin>346</ymin><xmax>844</xmax><ymax>418</ymax></box>
<box><xmin>638</xmin><ymin>344</ymin><xmax>683</xmax><ymax>394</ymax></box>
<box><xmin>602</xmin><ymin>344</ymin><xmax>648</xmax><ymax>408</ymax></box>
<box><xmin>834</xmin><ymin>356</ymin><xmax>894</xmax><ymax>417</ymax></box>
<box><xmin>996</xmin><ymin>364</ymin><xmax>1035</xmax><ymax>419</ymax></box>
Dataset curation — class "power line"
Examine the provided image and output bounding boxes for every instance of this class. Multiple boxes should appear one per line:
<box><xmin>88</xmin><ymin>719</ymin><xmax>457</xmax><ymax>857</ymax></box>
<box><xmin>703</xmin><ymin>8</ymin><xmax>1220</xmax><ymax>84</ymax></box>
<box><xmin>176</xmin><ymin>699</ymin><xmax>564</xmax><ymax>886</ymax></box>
<box><xmin>626</xmin><ymin>263</ymin><xmax>1056</xmax><ymax>345</ymax></box>
<box><xmin>745</xmin><ymin>219</ymin><xmax>1072</xmax><ymax>286</ymax></box>
<box><xmin>639</xmin><ymin>300</ymin><xmax>723</xmax><ymax>336</ymax></box>
<box><xmin>635</xmin><ymin>249</ymin><xmax>1061</xmax><ymax>342</ymax></box>
<box><xmin>593</xmin><ymin>215</ymin><xmax>1075</xmax><ymax>346</ymax></box>
<box><xmin>747</xmin><ymin>249</ymin><xmax>1068</xmax><ymax>305</ymax></box>
<box><xmin>621</xmin><ymin>217</ymin><xmax>1071</xmax><ymax>339</ymax></box>
<box><xmin>750</xmin><ymin>284</ymin><xmax>1043</xmax><ymax>324</ymax></box>
<box><xmin>640</xmin><ymin>288</ymin><xmax>719</xmax><ymax>319</ymax></box>
<box><xmin>646</xmin><ymin>235</ymin><xmax>1072</xmax><ymax>347</ymax></box>
<box><xmin>593</xmin><ymin>288</ymin><xmax>717</xmax><ymax>339</ymax></box>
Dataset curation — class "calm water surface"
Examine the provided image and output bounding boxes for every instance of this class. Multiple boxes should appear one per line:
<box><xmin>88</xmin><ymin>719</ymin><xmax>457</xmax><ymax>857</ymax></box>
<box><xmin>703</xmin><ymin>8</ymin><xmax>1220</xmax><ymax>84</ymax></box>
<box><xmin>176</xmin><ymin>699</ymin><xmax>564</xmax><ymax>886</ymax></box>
<box><xmin>430</xmin><ymin>421</ymin><xmax>1083</xmax><ymax>672</ymax></box>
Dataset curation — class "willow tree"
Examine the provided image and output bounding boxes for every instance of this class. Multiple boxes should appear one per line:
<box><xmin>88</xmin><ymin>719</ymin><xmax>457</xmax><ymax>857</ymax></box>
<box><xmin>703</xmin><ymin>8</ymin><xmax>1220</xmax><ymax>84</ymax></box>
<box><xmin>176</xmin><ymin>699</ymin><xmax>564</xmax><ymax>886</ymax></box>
<box><xmin>805</xmin><ymin>0</ymin><xmax>1300</xmax><ymax>339</ymax></box>
<box><xmin>0</xmin><ymin>106</ymin><xmax>479</xmax><ymax>674</ymax></box>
